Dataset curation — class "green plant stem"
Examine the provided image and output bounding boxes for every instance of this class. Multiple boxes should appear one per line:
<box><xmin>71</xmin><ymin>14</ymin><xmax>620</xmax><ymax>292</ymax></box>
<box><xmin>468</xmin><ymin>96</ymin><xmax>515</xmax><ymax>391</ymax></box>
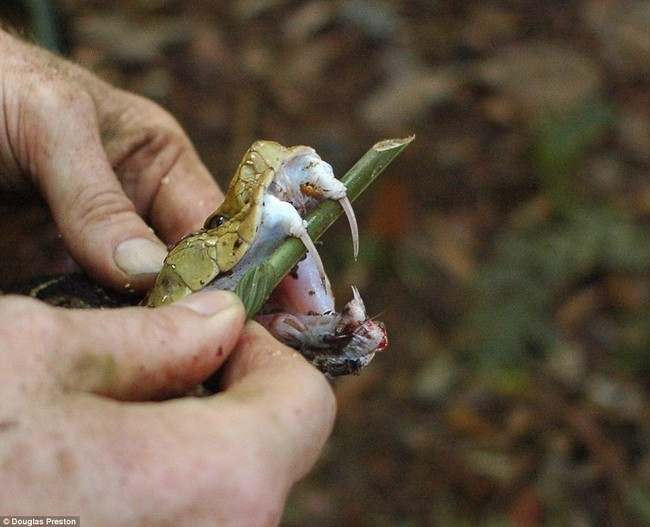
<box><xmin>235</xmin><ymin>136</ymin><xmax>414</xmax><ymax>318</ymax></box>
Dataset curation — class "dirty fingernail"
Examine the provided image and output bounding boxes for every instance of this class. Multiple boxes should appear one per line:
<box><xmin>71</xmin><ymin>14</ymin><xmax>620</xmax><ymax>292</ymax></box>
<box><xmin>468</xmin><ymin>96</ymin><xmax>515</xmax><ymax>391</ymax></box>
<box><xmin>175</xmin><ymin>291</ymin><xmax>242</xmax><ymax>316</ymax></box>
<box><xmin>114</xmin><ymin>238</ymin><xmax>167</xmax><ymax>276</ymax></box>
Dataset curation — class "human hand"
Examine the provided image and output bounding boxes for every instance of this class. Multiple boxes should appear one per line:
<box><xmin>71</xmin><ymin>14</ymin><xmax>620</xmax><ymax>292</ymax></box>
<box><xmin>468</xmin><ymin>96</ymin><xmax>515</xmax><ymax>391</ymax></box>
<box><xmin>0</xmin><ymin>291</ymin><xmax>336</xmax><ymax>525</ymax></box>
<box><xmin>0</xmin><ymin>28</ymin><xmax>223</xmax><ymax>291</ymax></box>
<box><xmin>0</xmin><ymin>28</ymin><xmax>337</xmax><ymax>525</ymax></box>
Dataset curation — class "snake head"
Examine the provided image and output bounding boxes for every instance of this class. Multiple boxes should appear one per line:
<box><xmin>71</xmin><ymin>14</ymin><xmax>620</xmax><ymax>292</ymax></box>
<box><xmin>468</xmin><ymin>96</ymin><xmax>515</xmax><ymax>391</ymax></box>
<box><xmin>274</xmin><ymin>146</ymin><xmax>359</xmax><ymax>259</ymax></box>
<box><xmin>273</xmin><ymin>147</ymin><xmax>360</xmax><ymax>259</ymax></box>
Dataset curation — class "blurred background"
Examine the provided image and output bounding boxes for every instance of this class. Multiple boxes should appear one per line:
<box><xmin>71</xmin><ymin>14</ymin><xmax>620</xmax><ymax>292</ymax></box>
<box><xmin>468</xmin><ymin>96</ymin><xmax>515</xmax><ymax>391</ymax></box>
<box><xmin>2</xmin><ymin>1</ymin><xmax>650</xmax><ymax>525</ymax></box>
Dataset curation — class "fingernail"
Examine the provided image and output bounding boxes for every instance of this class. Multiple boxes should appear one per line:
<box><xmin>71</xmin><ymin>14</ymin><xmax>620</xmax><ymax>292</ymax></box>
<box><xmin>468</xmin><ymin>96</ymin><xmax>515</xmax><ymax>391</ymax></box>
<box><xmin>175</xmin><ymin>290</ymin><xmax>242</xmax><ymax>316</ymax></box>
<box><xmin>114</xmin><ymin>238</ymin><xmax>168</xmax><ymax>276</ymax></box>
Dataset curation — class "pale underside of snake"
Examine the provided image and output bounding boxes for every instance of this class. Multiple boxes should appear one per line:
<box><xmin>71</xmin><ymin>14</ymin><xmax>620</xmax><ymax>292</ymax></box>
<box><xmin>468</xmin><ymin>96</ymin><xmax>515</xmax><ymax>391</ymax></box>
<box><xmin>146</xmin><ymin>140</ymin><xmax>387</xmax><ymax>378</ymax></box>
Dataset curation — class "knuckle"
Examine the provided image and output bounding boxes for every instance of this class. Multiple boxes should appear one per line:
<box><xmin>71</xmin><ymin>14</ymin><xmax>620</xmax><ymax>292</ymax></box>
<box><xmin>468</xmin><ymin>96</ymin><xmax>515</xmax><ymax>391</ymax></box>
<box><xmin>67</xmin><ymin>183</ymin><xmax>135</xmax><ymax>234</ymax></box>
<box><xmin>28</xmin><ymin>73</ymin><xmax>94</xmax><ymax>119</ymax></box>
<box><xmin>134</xmin><ymin>306</ymin><xmax>202</xmax><ymax>360</ymax></box>
<box><xmin>0</xmin><ymin>296</ymin><xmax>61</xmax><ymax>374</ymax></box>
<box><xmin>147</xmin><ymin>307</ymin><xmax>186</xmax><ymax>345</ymax></box>
<box><xmin>0</xmin><ymin>295</ymin><xmax>57</xmax><ymax>343</ymax></box>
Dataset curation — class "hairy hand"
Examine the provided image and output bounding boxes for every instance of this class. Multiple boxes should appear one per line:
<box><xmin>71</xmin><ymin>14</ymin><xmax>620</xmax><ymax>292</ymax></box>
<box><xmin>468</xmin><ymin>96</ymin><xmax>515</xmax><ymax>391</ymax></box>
<box><xmin>0</xmin><ymin>291</ymin><xmax>336</xmax><ymax>526</ymax></box>
<box><xmin>0</xmin><ymin>28</ymin><xmax>338</xmax><ymax>526</ymax></box>
<box><xmin>0</xmin><ymin>28</ymin><xmax>223</xmax><ymax>291</ymax></box>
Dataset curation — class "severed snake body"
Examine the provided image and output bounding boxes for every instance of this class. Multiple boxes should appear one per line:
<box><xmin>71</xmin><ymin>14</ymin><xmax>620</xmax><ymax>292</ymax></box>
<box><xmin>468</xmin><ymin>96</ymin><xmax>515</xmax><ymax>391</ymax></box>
<box><xmin>13</xmin><ymin>141</ymin><xmax>387</xmax><ymax>379</ymax></box>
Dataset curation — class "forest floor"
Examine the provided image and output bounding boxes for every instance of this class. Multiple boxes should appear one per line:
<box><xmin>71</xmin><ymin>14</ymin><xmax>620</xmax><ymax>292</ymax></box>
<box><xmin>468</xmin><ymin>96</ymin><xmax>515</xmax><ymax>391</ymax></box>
<box><xmin>2</xmin><ymin>1</ymin><xmax>650</xmax><ymax>525</ymax></box>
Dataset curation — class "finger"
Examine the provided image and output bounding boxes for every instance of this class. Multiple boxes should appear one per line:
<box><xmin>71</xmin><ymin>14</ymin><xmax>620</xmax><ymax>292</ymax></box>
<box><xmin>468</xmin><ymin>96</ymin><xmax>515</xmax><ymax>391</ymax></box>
<box><xmin>98</xmin><ymin>91</ymin><xmax>224</xmax><ymax>243</ymax></box>
<box><xmin>149</xmin><ymin>144</ymin><xmax>224</xmax><ymax>242</ymax></box>
<box><xmin>57</xmin><ymin>323</ymin><xmax>334</xmax><ymax>522</ymax></box>
<box><xmin>215</xmin><ymin>322</ymin><xmax>337</xmax><ymax>484</ymax></box>
<box><xmin>7</xmin><ymin>389</ymin><xmax>294</xmax><ymax>523</ymax></box>
<box><xmin>0</xmin><ymin>316</ymin><xmax>329</xmax><ymax>522</ymax></box>
<box><xmin>38</xmin><ymin>290</ymin><xmax>245</xmax><ymax>400</ymax></box>
<box><xmin>26</xmin><ymin>81</ymin><xmax>169</xmax><ymax>291</ymax></box>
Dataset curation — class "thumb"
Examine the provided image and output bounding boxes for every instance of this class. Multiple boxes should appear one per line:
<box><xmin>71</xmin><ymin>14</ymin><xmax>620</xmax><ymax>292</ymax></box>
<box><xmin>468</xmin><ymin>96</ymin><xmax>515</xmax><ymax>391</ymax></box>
<box><xmin>29</xmin><ymin>85</ymin><xmax>168</xmax><ymax>291</ymax></box>
<box><xmin>51</xmin><ymin>291</ymin><xmax>245</xmax><ymax>400</ymax></box>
